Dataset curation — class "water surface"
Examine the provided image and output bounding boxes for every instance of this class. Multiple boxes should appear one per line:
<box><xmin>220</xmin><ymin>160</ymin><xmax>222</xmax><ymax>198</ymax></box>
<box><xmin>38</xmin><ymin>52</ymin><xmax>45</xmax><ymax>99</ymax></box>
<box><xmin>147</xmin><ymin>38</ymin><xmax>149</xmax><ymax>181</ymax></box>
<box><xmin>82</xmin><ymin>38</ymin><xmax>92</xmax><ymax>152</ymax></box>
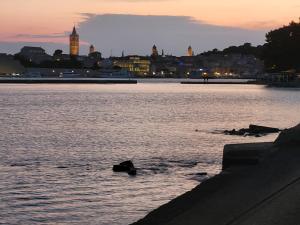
<box><xmin>0</xmin><ymin>83</ymin><xmax>299</xmax><ymax>225</ymax></box>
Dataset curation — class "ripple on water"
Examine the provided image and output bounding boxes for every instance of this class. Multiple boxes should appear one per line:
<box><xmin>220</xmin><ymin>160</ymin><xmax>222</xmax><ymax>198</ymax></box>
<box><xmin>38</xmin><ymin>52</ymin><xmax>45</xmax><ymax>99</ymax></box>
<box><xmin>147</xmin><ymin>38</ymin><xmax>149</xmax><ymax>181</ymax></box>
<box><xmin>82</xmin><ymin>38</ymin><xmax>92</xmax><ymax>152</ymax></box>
<box><xmin>0</xmin><ymin>84</ymin><xmax>299</xmax><ymax>225</ymax></box>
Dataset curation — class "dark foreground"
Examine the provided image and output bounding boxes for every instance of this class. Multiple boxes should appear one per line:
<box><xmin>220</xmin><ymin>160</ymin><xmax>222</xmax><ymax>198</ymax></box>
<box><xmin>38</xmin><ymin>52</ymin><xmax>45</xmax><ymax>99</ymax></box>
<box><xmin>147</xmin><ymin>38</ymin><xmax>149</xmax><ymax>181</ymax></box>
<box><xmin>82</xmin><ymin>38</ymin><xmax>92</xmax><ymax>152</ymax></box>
<box><xmin>132</xmin><ymin>124</ymin><xmax>300</xmax><ymax>225</ymax></box>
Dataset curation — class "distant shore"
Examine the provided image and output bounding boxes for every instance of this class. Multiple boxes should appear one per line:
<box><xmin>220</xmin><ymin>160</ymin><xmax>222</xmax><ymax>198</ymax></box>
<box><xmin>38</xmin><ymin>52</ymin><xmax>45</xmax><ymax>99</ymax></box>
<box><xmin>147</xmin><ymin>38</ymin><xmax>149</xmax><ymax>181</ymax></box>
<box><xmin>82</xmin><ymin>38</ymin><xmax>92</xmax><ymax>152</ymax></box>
<box><xmin>3</xmin><ymin>78</ymin><xmax>299</xmax><ymax>87</ymax></box>
<box><xmin>0</xmin><ymin>77</ymin><xmax>258</xmax><ymax>84</ymax></box>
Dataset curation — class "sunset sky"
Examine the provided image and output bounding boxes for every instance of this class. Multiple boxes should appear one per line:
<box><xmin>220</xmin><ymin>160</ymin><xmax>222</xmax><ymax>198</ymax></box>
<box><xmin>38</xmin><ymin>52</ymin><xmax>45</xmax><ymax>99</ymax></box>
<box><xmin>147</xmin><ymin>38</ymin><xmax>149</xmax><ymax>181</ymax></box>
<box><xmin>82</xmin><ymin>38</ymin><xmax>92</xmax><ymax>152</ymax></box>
<box><xmin>0</xmin><ymin>0</ymin><xmax>299</xmax><ymax>56</ymax></box>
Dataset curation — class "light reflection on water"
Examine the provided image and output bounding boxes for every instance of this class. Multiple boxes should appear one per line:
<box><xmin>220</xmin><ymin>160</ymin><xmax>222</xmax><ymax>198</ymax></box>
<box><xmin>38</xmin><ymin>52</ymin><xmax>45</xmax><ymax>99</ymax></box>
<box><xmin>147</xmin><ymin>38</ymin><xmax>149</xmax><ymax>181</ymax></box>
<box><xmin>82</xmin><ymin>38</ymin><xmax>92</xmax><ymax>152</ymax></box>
<box><xmin>0</xmin><ymin>83</ymin><xmax>299</xmax><ymax>225</ymax></box>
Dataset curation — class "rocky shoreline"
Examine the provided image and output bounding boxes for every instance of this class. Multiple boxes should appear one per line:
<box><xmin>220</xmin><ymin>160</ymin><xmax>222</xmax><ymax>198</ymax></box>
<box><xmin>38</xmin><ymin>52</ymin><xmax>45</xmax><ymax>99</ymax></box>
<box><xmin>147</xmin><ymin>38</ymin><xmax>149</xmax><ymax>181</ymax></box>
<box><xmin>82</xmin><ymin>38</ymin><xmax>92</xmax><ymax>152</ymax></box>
<box><xmin>131</xmin><ymin>124</ymin><xmax>300</xmax><ymax>225</ymax></box>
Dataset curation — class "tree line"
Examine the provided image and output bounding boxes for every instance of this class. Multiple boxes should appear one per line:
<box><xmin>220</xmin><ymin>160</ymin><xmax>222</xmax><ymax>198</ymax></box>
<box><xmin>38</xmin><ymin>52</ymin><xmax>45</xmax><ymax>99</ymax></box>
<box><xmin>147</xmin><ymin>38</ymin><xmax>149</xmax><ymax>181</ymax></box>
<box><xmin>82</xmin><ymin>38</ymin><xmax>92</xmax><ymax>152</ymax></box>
<box><xmin>201</xmin><ymin>20</ymin><xmax>300</xmax><ymax>72</ymax></box>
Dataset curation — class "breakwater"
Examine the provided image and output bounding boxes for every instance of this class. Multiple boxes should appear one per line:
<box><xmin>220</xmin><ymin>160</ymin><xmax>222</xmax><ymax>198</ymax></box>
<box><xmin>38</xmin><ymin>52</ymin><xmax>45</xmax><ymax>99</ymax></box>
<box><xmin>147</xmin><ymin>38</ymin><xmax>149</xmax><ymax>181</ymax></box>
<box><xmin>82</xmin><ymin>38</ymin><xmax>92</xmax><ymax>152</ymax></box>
<box><xmin>0</xmin><ymin>78</ymin><xmax>137</xmax><ymax>84</ymax></box>
<box><xmin>181</xmin><ymin>80</ymin><xmax>260</xmax><ymax>85</ymax></box>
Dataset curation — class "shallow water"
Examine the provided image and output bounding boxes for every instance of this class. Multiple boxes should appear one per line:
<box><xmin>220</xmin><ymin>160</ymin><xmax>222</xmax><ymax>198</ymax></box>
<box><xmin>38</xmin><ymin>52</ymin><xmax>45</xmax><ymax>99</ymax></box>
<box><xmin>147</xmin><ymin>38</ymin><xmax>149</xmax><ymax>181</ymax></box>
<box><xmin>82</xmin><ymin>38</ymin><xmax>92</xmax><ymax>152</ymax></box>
<box><xmin>0</xmin><ymin>83</ymin><xmax>299</xmax><ymax>225</ymax></box>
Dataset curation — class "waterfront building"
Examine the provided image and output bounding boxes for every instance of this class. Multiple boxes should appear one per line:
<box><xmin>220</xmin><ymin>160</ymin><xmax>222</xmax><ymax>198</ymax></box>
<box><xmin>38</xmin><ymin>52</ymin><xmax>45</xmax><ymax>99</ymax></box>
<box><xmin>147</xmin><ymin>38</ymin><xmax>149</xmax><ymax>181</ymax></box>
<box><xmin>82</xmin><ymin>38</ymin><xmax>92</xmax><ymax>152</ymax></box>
<box><xmin>113</xmin><ymin>56</ymin><xmax>150</xmax><ymax>76</ymax></box>
<box><xmin>150</xmin><ymin>55</ymin><xmax>179</xmax><ymax>77</ymax></box>
<box><xmin>70</xmin><ymin>26</ymin><xmax>79</xmax><ymax>56</ymax></box>
<box><xmin>199</xmin><ymin>53</ymin><xmax>264</xmax><ymax>78</ymax></box>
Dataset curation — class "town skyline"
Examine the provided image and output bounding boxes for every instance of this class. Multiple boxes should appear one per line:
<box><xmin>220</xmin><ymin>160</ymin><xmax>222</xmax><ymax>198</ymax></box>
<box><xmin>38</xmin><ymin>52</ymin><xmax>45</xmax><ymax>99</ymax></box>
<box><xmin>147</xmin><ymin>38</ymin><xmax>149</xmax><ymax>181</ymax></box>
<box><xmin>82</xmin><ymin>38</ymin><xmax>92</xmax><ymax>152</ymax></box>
<box><xmin>1</xmin><ymin>0</ymin><xmax>299</xmax><ymax>56</ymax></box>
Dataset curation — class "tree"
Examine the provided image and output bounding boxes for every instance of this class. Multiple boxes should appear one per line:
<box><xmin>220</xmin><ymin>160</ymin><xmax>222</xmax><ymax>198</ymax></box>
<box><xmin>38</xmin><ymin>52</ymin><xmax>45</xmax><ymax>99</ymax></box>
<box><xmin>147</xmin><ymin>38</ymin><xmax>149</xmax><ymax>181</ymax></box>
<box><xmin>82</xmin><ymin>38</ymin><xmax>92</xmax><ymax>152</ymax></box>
<box><xmin>53</xmin><ymin>49</ymin><xmax>63</xmax><ymax>56</ymax></box>
<box><xmin>200</xmin><ymin>44</ymin><xmax>263</xmax><ymax>58</ymax></box>
<box><xmin>223</xmin><ymin>43</ymin><xmax>263</xmax><ymax>58</ymax></box>
<box><xmin>263</xmin><ymin>21</ymin><xmax>300</xmax><ymax>72</ymax></box>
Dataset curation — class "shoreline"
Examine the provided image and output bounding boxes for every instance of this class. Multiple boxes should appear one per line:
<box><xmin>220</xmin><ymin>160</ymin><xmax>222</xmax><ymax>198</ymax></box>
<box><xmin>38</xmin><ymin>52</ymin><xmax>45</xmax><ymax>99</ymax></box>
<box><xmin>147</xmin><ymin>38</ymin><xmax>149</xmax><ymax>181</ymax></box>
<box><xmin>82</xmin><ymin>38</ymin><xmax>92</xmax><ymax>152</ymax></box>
<box><xmin>0</xmin><ymin>78</ymin><xmax>258</xmax><ymax>85</ymax></box>
<box><xmin>131</xmin><ymin>124</ymin><xmax>300</xmax><ymax>225</ymax></box>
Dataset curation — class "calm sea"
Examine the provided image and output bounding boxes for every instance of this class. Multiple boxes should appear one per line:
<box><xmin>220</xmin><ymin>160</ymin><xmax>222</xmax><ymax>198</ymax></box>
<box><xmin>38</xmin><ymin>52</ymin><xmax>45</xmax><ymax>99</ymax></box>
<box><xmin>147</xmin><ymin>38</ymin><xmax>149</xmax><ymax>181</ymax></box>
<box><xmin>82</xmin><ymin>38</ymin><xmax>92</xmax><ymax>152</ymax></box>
<box><xmin>0</xmin><ymin>83</ymin><xmax>299</xmax><ymax>225</ymax></box>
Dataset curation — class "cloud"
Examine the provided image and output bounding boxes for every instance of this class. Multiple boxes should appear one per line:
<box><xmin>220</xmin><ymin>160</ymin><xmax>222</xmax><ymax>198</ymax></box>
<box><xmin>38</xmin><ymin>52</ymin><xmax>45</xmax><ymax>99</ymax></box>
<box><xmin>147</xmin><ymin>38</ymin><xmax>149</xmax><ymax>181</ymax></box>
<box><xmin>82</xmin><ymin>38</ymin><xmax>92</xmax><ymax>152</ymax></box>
<box><xmin>0</xmin><ymin>41</ymin><xmax>69</xmax><ymax>55</ymax></box>
<box><xmin>77</xmin><ymin>14</ymin><xmax>266</xmax><ymax>56</ymax></box>
<box><xmin>239</xmin><ymin>20</ymin><xmax>281</xmax><ymax>30</ymax></box>
<box><xmin>120</xmin><ymin>0</ymin><xmax>170</xmax><ymax>1</ymax></box>
<box><xmin>1</xmin><ymin>14</ymin><xmax>267</xmax><ymax>56</ymax></box>
<box><xmin>12</xmin><ymin>33</ymin><xmax>67</xmax><ymax>39</ymax></box>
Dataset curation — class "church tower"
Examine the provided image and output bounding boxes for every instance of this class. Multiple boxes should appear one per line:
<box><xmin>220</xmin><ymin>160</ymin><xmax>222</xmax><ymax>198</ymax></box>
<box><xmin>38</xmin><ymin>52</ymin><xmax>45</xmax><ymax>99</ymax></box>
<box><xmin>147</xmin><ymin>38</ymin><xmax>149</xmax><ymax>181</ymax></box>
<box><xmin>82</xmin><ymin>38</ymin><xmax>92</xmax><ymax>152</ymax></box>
<box><xmin>152</xmin><ymin>45</ymin><xmax>159</xmax><ymax>57</ymax></box>
<box><xmin>188</xmin><ymin>46</ymin><xmax>193</xmax><ymax>56</ymax></box>
<box><xmin>70</xmin><ymin>26</ymin><xmax>79</xmax><ymax>56</ymax></box>
<box><xmin>89</xmin><ymin>45</ymin><xmax>95</xmax><ymax>54</ymax></box>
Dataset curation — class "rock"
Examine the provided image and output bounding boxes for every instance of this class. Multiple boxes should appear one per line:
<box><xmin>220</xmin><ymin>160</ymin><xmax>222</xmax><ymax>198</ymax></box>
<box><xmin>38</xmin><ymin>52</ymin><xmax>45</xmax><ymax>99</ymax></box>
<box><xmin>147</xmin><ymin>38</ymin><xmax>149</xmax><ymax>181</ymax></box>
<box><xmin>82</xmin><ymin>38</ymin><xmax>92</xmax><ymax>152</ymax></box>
<box><xmin>113</xmin><ymin>160</ymin><xmax>137</xmax><ymax>176</ymax></box>
<box><xmin>222</xmin><ymin>142</ymin><xmax>275</xmax><ymax>170</ymax></box>
<box><xmin>224</xmin><ymin>125</ymin><xmax>281</xmax><ymax>137</ymax></box>
<box><xmin>224</xmin><ymin>129</ymin><xmax>239</xmax><ymax>135</ymax></box>
<box><xmin>120</xmin><ymin>160</ymin><xmax>134</xmax><ymax>168</ymax></box>
<box><xmin>128</xmin><ymin>168</ymin><xmax>137</xmax><ymax>176</ymax></box>
<box><xmin>275</xmin><ymin>123</ymin><xmax>300</xmax><ymax>146</ymax></box>
<box><xmin>196</xmin><ymin>172</ymin><xmax>208</xmax><ymax>176</ymax></box>
<box><xmin>248</xmin><ymin>125</ymin><xmax>281</xmax><ymax>134</ymax></box>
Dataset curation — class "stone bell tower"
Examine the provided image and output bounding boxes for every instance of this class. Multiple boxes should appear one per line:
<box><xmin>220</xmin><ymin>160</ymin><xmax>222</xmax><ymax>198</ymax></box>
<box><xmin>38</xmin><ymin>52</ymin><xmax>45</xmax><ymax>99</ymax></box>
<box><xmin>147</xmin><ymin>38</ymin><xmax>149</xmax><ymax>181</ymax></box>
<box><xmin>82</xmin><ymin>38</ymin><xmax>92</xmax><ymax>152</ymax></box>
<box><xmin>70</xmin><ymin>26</ymin><xmax>79</xmax><ymax>56</ymax></box>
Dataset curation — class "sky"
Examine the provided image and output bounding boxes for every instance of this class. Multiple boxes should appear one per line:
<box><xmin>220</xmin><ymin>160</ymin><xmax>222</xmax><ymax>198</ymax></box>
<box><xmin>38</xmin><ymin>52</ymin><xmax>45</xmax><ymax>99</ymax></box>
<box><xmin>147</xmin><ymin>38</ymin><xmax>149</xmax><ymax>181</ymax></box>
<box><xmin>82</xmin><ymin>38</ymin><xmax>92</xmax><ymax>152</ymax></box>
<box><xmin>0</xmin><ymin>0</ymin><xmax>299</xmax><ymax>56</ymax></box>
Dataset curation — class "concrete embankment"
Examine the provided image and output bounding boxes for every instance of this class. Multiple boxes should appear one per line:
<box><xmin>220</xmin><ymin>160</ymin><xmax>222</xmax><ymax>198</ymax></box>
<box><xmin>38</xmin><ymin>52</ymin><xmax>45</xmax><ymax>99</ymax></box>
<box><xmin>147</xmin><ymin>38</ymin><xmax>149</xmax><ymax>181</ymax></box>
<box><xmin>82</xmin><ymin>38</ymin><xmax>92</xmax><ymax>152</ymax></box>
<box><xmin>131</xmin><ymin>124</ymin><xmax>300</xmax><ymax>225</ymax></box>
<box><xmin>0</xmin><ymin>78</ymin><xmax>137</xmax><ymax>84</ymax></box>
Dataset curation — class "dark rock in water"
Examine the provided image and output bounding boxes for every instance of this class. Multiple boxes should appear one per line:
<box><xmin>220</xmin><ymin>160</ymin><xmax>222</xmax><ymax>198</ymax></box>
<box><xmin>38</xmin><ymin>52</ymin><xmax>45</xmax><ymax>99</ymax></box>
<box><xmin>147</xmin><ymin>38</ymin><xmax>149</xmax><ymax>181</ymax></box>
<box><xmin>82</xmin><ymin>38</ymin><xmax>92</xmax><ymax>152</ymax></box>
<box><xmin>224</xmin><ymin>125</ymin><xmax>281</xmax><ymax>137</ymax></box>
<box><xmin>196</xmin><ymin>172</ymin><xmax>208</xmax><ymax>176</ymax></box>
<box><xmin>120</xmin><ymin>160</ymin><xmax>134</xmax><ymax>168</ymax></box>
<box><xmin>128</xmin><ymin>168</ymin><xmax>137</xmax><ymax>176</ymax></box>
<box><xmin>248</xmin><ymin>125</ymin><xmax>281</xmax><ymax>134</ymax></box>
<box><xmin>57</xmin><ymin>166</ymin><xmax>69</xmax><ymax>169</ymax></box>
<box><xmin>113</xmin><ymin>160</ymin><xmax>137</xmax><ymax>176</ymax></box>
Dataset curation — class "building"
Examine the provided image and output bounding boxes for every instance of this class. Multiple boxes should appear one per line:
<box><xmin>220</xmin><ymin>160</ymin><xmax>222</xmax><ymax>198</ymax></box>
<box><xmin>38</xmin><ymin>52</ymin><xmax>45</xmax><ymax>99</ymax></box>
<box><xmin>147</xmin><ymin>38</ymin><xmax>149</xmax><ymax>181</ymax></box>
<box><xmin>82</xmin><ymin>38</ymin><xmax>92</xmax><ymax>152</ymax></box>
<box><xmin>199</xmin><ymin>53</ymin><xmax>264</xmax><ymax>78</ymax></box>
<box><xmin>89</xmin><ymin>51</ymin><xmax>102</xmax><ymax>60</ymax></box>
<box><xmin>150</xmin><ymin>55</ymin><xmax>179</xmax><ymax>77</ymax></box>
<box><xmin>70</xmin><ymin>26</ymin><xmax>79</xmax><ymax>56</ymax></box>
<box><xmin>188</xmin><ymin>46</ymin><xmax>193</xmax><ymax>56</ymax></box>
<box><xmin>113</xmin><ymin>56</ymin><xmax>150</xmax><ymax>76</ymax></box>
<box><xmin>89</xmin><ymin>45</ymin><xmax>95</xmax><ymax>54</ymax></box>
<box><xmin>88</xmin><ymin>45</ymin><xmax>102</xmax><ymax>68</ymax></box>
<box><xmin>152</xmin><ymin>45</ymin><xmax>159</xmax><ymax>57</ymax></box>
<box><xmin>20</xmin><ymin>46</ymin><xmax>45</xmax><ymax>56</ymax></box>
<box><xmin>19</xmin><ymin>46</ymin><xmax>52</xmax><ymax>64</ymax></box>
<box><xmin>0</xmin><ymin>54</ymin><xmax>25</xmax><ymax>75</ymax></box>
